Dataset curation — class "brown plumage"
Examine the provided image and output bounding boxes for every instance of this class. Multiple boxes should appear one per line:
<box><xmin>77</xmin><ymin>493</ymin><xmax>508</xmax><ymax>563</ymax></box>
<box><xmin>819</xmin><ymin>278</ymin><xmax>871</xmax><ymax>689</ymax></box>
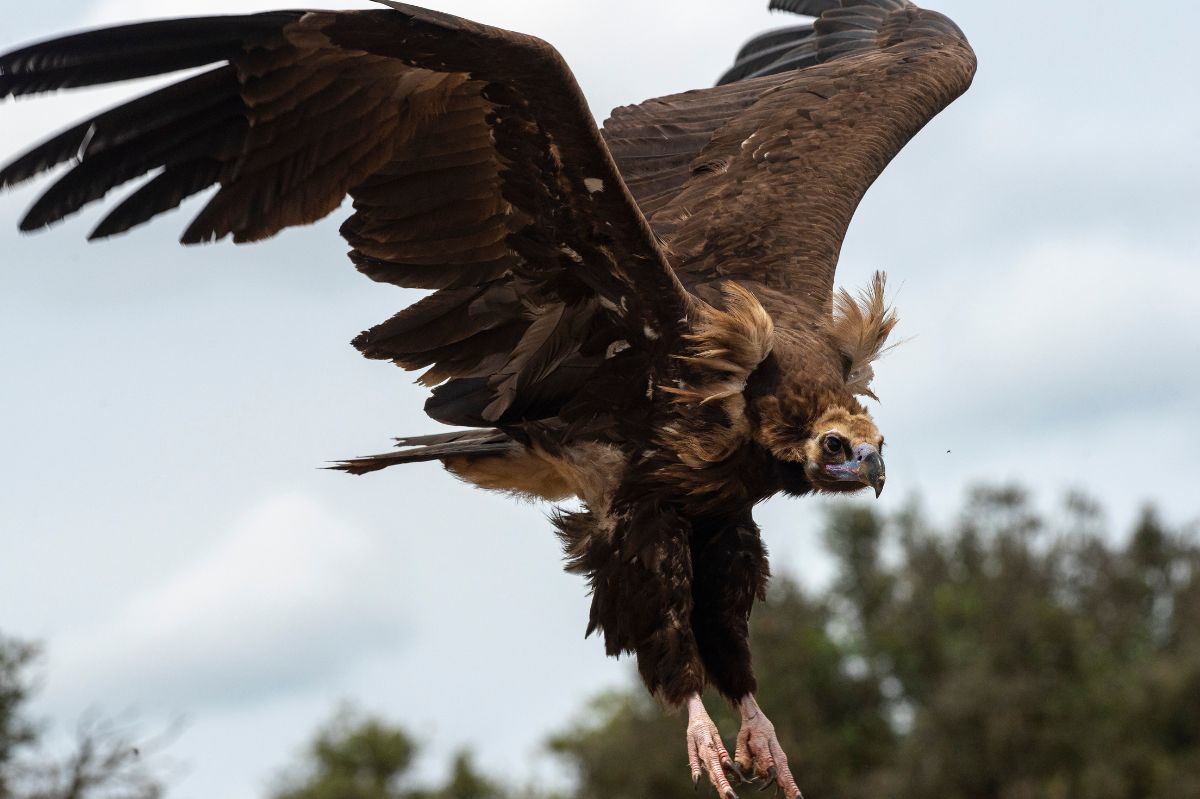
<box><xmin>0</xmin><ymin>1</ymin><xmax>975</xmax><ymax>795</ymax></box>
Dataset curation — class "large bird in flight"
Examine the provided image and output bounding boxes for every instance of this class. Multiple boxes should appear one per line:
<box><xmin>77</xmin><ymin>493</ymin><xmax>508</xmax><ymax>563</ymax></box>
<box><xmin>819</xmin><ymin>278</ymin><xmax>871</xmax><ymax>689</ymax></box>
<box><xmin>0</xmin><ymin>1</ymin><xmax>975</xmax><ymax>796</ymax></box>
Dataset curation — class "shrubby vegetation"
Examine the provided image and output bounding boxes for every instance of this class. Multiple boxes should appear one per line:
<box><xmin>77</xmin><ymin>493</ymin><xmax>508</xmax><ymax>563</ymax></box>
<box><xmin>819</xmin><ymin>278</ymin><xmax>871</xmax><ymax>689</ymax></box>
<box><xmin>0</xmin><ymin>637</ymin><xmax>165</xmax><ymax>799</ymax></box>
<box><xmin>269</xmin><ymin>709</ymin><xmax>507</xmax><ymax>799</ymax></box>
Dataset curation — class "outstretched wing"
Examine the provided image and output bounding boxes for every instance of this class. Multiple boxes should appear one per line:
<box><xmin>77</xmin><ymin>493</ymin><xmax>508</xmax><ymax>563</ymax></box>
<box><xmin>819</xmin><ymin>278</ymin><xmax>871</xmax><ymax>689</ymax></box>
<box><xmin>0</xmin><ymin>2</ymin><xmax>690</xmax><ymax>430</ymax></box>
<box><xmin>603</xmin><ymin>0</ymin><xmax>976</xmax><ymax>326</ymax></box>
<box><xmin>602</xmin><ymin>71</ymin><xmax>800</xmax><ymax>222</ymax></box>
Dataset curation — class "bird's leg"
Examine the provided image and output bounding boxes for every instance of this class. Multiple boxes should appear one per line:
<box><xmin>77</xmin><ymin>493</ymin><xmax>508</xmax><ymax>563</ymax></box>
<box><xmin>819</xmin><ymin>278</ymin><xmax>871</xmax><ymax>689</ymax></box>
<box><xmin>686</xmin><ymin>693</ymin><xmax>739</xmax><ymax>799</ymax></box>
<box><xmin>734</xmin><ymin>695</ymin><xmax>802</xmax><ymax>799</ymax></box>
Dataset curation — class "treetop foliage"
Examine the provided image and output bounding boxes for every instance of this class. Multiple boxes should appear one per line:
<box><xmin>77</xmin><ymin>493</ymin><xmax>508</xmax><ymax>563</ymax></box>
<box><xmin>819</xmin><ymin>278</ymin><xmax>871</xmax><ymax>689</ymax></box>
<box><xmin>0</xmin><ymin>637</ymin><xmax>165</xmax><ymax>799</ymax></box>
<box><xmin>551</xmin><ymin>487</ymin><xmax>1200</xmax><ymax>799</ymax></box>
<box><xmin>271</xmin><ymin>708</ymin><xmax>508</xmax><ymax>799</ymax></box>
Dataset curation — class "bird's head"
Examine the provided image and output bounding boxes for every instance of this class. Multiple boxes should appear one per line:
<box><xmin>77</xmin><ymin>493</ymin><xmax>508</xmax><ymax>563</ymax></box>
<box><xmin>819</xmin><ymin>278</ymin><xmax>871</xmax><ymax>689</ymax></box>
<box><xmin>672</xmin><ymin>276</ymin><xmax>895</xmax><ymax>501</ymax></box>
<box><xmin>764</xmin><ymin>271</ymin><xmax>895</xmax><ymax>498</ymax></box>
<box><xmin>740</xmin><ymin>270</ymin><xmax>895</xmax><ymax>500</ymax></box>
<box><xmin>753</xmin><ymin>399</ymin><xmax>886</xmax><ymax>498</ymax></box>
<box><xmin>797</xmin><ymin>406</ymin><xmax>885</xmax><ymax>497</ymax></box>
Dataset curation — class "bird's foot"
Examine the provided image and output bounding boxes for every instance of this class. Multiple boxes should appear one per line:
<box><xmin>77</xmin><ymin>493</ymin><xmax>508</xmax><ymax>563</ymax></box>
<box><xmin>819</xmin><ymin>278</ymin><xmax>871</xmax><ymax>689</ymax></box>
<box><xmin>734</xmin><ymin>695</ymin><xmax>802</xmax><ymax>799</ymax></box>
<box><xmin>686</xmin><ymin>693</ymin><xmax>739</xmax><ymax>799</ymax></box>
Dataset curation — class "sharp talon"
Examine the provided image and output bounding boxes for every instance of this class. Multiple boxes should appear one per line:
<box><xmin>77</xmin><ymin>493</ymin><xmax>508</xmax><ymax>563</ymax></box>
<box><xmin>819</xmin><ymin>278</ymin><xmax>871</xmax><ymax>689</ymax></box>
<box><xmin>723</xmin><ymin>789</ymin><xmax>738</xmax><ymax>799</ymax></box>
<box><xmin>767</xmin><ymin>766</ymin><xmax>777</xmax><ymax>782</ymax></box>
<box><xmin>758</xmin><ymin>768</ymin><xmax>777</xmax><ymax>792</ymax></box>
<box><xmin>693</xmin><ymin>775</ymin><xmax>700</xmax><ymax>792</ymax></box>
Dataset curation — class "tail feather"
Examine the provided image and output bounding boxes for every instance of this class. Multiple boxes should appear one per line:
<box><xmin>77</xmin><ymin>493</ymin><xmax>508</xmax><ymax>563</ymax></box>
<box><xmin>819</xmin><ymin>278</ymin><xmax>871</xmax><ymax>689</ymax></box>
<box><xmin>330</xmin><ymin>429</ymin><xmax>514</xmax><ymax>475</ymax></box>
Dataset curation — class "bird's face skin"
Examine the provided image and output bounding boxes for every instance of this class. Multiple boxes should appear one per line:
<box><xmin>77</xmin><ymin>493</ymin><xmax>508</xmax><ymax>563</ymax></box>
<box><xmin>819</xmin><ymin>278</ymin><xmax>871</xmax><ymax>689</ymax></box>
<box><xmin>799</xmin><ymin>406</ymin><xmax>886</xmax><ymax>497</ymax></box>
<box><xmin>763</xmin><ymin>405</ymin><xmax>888</xmax><ymax>499</ymax></box>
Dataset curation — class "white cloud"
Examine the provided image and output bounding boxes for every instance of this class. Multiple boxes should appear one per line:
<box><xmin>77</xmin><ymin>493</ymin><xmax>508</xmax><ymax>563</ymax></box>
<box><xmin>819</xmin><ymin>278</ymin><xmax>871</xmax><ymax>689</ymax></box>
<box><xmin>45</xmin><ymin>493</ymin><xmax>407</xmax><ymax>712</ymax></box>
<box><xmin>881</xmin><ymin>232</ymin><xmax>1200</xmax><ymax>427</ymax></box>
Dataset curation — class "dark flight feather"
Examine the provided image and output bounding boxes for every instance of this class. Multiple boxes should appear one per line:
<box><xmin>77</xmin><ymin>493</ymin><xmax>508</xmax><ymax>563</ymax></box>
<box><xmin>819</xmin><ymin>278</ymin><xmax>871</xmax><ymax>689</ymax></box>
<box><xmin>333</xmin><ymin>429</ymin><xmax>513</xmax><ymax>475</ymax></box>
<box><xmin>0</xmin><ymin>14</ymin><xmax>303</xmax><ymax>98</ymax></box>
<box><xmin>718</xmin><ymin>26</ymin><xmax>818</xmax><ymax>84</ymax></box>
<box><xmin>0</xmin><ymin>66</ymin><xmax>236</xmax><ymax>192</ymax></box>
<box><xmin>89</xmin><ymin>160</ymin><xmax>226</xmax><ymax>241</ymax></box>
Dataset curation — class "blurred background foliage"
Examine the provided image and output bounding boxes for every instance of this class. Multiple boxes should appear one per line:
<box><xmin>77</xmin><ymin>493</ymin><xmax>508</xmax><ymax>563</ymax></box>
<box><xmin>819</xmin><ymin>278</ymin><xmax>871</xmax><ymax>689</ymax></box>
<box><xmin>0</xmin><ymin>637</ymin><xmax>167</xmax><ymax>799</ymax></box>
<box><xmin>267</xmin><ymin>708</ymin><xmax>508</xmax><ymax>799</ymax></box>
<box><xmin>3</xmin><ymin>485</ymin><xmax>1198</xmax><ymax>799</ymax></box>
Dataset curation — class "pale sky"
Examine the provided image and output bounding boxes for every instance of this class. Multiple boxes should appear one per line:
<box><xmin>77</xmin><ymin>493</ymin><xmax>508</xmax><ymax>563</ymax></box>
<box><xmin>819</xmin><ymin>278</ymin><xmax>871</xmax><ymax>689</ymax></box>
<box><xmin>2</xmin><ymin>2</ymin><xmax>1199</xmax><ymax>799</ymax></box>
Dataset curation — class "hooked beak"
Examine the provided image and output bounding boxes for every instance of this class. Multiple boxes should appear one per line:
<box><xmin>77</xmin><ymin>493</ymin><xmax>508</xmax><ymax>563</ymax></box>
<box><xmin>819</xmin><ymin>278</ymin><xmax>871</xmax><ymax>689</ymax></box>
<box><xmin>824</xmin><ymin>443</ymin><xmax>886</xmax><ymax>497</ymax></box>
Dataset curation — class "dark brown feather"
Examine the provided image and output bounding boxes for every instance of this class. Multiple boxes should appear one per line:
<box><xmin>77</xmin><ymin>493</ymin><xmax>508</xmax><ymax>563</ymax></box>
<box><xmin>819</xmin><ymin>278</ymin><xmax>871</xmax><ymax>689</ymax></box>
<box><xmin>0</xmin><ymin>13</ymin><xmax>302</xmax><ymax>98</ymax></box>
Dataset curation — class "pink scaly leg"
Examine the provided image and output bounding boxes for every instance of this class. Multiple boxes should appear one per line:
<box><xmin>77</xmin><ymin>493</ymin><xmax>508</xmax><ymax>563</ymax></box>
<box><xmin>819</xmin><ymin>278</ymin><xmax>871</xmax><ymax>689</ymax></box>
<box><xmin>686</xmin><ymin>693</ymin><xmax>739</xmax><ymax>799</ymax></box>
<box><xmin>734</xmin><ymin>695</ymin><xmax>802</xmax><ymax>799</ymax></box>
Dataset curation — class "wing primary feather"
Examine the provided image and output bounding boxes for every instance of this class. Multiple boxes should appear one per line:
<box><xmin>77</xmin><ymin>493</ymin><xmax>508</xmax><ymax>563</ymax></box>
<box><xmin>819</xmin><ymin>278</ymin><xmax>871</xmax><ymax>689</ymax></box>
<box><xmin>89</xmin><ymin>159</ymin><xmax>224</xmax><ymax>240</ymax></box>
<box><xmin>0</xmin><ymin>65</ymin><xmax>237</xmax><ymax>190</ymax></box>
<box><xmin>18</xmin><ymin>95</ymin><xmax>245</xmax><ymax>231</ymax></box>
<box><xmin>767</xmin><ymin>0</ymin><xmax>842</xmax><ymax>17</ymax></box>
<box><xmin>732</xmin><ymin>24</ymin><xmax>815</xmax><ymax>62</ymax></box>
<box><xmin>737</xmin><ymin>41</ymin><xmax>820</xmax><ymax>83</ymax></box>
<box><xmin>719</xmin><ymin>28</ymin><xmax>817</xmax><ymax>84</ymax></box>
<box><xmin>0</xmin><ymin>13</ymin><xmax>302</xmax><ymax>99</ymax></box>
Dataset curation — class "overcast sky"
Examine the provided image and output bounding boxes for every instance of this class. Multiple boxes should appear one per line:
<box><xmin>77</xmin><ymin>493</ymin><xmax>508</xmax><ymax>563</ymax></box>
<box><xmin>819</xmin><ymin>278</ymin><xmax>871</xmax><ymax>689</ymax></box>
<box><xmin>2</xmin><ymin>2</ymin><xmax>1199</xmax><ymax>798</ymax></box>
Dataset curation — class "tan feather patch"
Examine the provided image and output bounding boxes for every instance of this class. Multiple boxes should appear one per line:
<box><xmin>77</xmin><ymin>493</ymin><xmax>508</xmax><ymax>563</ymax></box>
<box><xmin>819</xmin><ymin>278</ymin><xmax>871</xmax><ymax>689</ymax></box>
<box><xmin>654</xmin><ymin>282</ymin><xmax>775</xmax><ymax>485</ymax></box>
<box><xmin>829</xmin><ymin>271</ymin><xmax>899</xmax><ymax>401</ymax></box>
<box><xmin>663</xmin><ymin>281</ymin><xmax>774</xmax><ymax>405</ymax></box>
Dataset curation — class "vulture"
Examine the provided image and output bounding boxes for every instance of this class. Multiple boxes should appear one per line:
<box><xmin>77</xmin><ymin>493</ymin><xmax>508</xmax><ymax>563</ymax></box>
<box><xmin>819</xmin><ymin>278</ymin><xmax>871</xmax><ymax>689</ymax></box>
<box><xmin>0</xmin><ymin>1</ymin><xmax>975</xmax><ymax>796</ymax></box>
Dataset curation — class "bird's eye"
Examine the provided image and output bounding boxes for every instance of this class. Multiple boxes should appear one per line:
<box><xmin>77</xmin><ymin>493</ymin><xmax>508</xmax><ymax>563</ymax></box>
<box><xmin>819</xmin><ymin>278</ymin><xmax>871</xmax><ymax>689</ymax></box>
<box><xmin>823</xmin><ymin>436</ymin><xmax>845</xmax><ymax>457</ymax></box>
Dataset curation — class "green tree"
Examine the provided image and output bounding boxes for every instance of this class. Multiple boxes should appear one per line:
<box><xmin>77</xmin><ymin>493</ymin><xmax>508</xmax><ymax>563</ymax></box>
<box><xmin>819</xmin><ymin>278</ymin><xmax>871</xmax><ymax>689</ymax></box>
<box><xmin>0</xmin><ymin>635</ymin><xmax>165</xmax><ymax>799</ymax></box>
<box><xmin>271</xmin><ymin>709</ymin><xmax>508</xmax><ymax>799</ymax></box>
<box><xmin>0</xmin><ymin>637</ymin><xmax>39</xmax><ymax>799</ymax></box>
<box><xmin>273</xmin><ymin>711</ymin><xmax>417</xmax><ymax>799</ymax></box>
<box><xmin>410</xmin><ymin>753</ymin><xmax>507</xmax><ymax>799</ymax></box>
<box><xmin>549</xmin><ymin>487</ymin><xmax>1200</xmax><ymax>799</ymax></box>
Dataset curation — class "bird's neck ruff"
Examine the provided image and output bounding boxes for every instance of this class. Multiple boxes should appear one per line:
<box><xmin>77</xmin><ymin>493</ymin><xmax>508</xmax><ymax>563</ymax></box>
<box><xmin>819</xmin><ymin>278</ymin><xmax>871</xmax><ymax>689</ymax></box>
<box><xmin>827</xmin><ymin>271</ymin><xmax>899</xmax><ymax>401</ymax></box>
<box><xmin>653</xmin><ymin>283</ymin><xmax>775</xmax><ymax>500</ymax></box>
<box><xmin>663</xmin><ymin>274</ymin><xmax>899</xmax><ymax>407</ymax></box>
<box><xmin>663</xmin><ymin>282</ymin><xmax>775</xmax><ymax>408</ymax></box>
